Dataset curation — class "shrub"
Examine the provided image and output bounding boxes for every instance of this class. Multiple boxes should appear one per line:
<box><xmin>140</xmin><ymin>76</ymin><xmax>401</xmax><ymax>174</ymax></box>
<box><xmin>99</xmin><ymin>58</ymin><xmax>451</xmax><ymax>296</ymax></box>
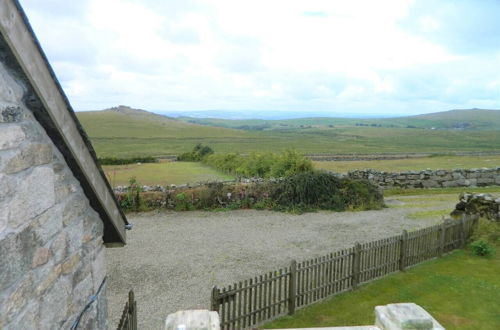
<box><xmin>269</xmin><ymin>172</ymin><xmax>383</xmax><ymax>213</ymax></box>
<box><xmin>177</xmin><ymin>143</ymin><xmax>214</xmax><ymax>161</ymax></box>
<box><xmin>175</xmin><ymin>192</ymin><xmax>193</xmax><ymax>211</ymax></box>
<box><xmin>470</xmin><ymin>239</ymin><xmax>495</xmax><ymax>256</ymax></box>
<box><xmin>117</xmin><ymin>177</ymin><xmax>144</xmax><ymax>211</ymax></box>
<box><xmin>115</xmin><ymin>172</ymin><xmax>384</xmax><ymax>214</ymax></box>
<box><xmin>99</xmin><ymin>156</ymin><xmax>157</xmax><ymax>165</ymax></box>
<box><xmin>203</xmin><ymin>150</ymin><xmax>312</xmax><ymax>178</ymax></box>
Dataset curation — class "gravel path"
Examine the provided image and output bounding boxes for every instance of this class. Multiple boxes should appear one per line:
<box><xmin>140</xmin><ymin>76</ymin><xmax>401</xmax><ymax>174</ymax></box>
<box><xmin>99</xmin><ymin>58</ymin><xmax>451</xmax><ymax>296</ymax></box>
<box><xmin>106</xmin><ymin>199</ymin><xmax>451</xmax><ymax>329</ymax></box>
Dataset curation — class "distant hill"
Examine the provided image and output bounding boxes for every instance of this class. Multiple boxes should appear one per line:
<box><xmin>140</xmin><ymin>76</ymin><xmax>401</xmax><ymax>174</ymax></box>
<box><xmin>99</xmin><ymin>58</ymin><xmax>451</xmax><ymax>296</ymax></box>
<box><xmin>177</xmin><ymin>109</ymin><xmax>500</xmax><ymax>131</ymax></box>
<box><xmin>76</xmin><ymin>106</ymin><xmax>500</xmax><ymax>158</ymax></box>
<box><xmin>77</xmin><ymin>105</ymin><xmax>251</xmax><ymax>138</ymax></box>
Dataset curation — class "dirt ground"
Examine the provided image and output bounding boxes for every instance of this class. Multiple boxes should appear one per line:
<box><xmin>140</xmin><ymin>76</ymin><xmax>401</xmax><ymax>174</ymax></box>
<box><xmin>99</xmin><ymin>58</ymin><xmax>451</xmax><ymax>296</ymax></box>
<box><xmin>106</xmin><ymin>195</ymin><xmax>456</xmax><ymax>329</ymax></box>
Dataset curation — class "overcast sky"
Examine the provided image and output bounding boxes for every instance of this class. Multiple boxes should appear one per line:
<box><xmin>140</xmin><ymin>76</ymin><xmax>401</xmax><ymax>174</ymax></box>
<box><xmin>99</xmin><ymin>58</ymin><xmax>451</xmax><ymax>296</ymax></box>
<box><xmin>20</xmin><ymin>0</ymin><xmax>500</xmax><ymax>116</ymax></box>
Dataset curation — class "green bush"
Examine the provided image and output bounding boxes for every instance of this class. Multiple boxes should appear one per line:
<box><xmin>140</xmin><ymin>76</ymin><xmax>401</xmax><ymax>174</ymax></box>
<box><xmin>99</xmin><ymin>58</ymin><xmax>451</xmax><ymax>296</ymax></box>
<box><xmin>203</xmin><ymin>150</ymin><xmax>313</xmax><ymax>178</ymax></box>
<box><xmin>174</xmin><ymin>192</ymin><xmax>194</xmax><ymax>211</ymax></box>
<box><xmin>117</xmin><ymin>177</ymin><xmax>144</xmax><ymax>211</ymax></box>
<box><xmin>116</xmin><ymin>172</ymin><xmax>384</xmax><ymax>214</ymax></box>
<box><xmin>177</xmin><ymin>143</ymin><xmax>214</xmax><ymax>161</ymax></box>
<box><xmin>270</xmin><ymin>172</ymin><xmax>384</xmax><ymax>213</ymax></box>
<box><xmin>98</xmin><ymin>156</ymin><xmax>157</xmax><ymax>165</ymax></box>
<box><xmin>470</xmin><ymin>239</ymin><xmax>495</xmax><ymax>256</ymax></box>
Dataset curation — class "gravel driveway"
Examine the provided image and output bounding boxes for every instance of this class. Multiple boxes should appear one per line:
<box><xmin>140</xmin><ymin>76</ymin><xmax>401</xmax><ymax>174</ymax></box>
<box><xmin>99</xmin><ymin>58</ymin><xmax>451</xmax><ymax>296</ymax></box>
<box><xmin>106</xmin><ymin>199</ymin><xmax>451</xmax><ymax>329</ymax></box>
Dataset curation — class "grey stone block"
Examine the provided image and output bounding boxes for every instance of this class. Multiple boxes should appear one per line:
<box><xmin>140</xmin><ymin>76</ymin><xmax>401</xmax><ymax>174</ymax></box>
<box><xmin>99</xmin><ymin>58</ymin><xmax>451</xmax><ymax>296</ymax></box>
<box><xmin>33</xmin><ymin>205</ymin><xmax>63</xmax><ymax>245</ymax></box>
<box><xmin>0</xmin><ymin>227</ymin><xmax>38</xmax><ymax>290</ymax></box>
<box><xmin>66</xmin><ymin>218</ymin><xmax>84</xmax><ymax>255</ymax></box>
<box><xmin>8</xmin><ymin>166</ymin><xmax>55</xmax><ymax>229</ymax></box>
<box><xmin>5</xmin><ymin>300</ymin><xmax>40</xmax><ymax>330</ymax></box>
<box><xmin>91</xmin><ymin>247</ymin><xmax>106</xmax><ymax>292</ymax></box>
<box><xmin>1</xmin><ymin>273</ymin><xmax>34</xmax><ymax>323</ymax></box>
<box><xmin>62</xmin><ymin>193</ymin><xmax>88</xmax><ymax>227</ymax></box>
<box><xmin>0</xmin><ymin>124</ymin><xmax>25</xmax><ymax>150</ymax></box>
<box><xmin>1</xmin><ymin>143</ymin><xmax>52</xmax><ymax>174</ymax></box>
<box><xmin>39</xmin><ymin>277</ymin><xmax>71</xmax><ymax>330</ymax></box>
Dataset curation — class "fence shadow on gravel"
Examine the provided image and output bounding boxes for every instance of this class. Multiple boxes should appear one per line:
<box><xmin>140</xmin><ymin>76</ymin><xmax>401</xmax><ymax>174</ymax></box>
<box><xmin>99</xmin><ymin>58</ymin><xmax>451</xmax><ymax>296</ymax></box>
<box><xmin>210</xmin><ymin>215</ymin><xmax>477</xmax><ymax>330</ymax></box>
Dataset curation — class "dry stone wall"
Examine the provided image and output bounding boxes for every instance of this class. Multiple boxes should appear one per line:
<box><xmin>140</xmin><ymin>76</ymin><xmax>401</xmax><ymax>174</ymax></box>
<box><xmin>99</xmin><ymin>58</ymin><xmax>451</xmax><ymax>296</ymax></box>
<box><xmin>348</xmin><ymin>168</ymin><xmax>500</xmax><ymax>189</ymax></box>
<box><xmin>0</xmin><ymin>62</ymin><xmax>107</xmax><ymax>329</ymax></box>
<box><xmin>451</xmin><ymin>193</ymin><xmax>500</xmax><ymax>221</ymax></box>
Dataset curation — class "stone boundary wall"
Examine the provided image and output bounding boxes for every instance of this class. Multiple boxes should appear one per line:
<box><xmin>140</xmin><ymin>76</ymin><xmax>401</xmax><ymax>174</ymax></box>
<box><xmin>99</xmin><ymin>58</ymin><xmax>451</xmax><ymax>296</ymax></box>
<box><xmin>112</xmin><ymin>167</ymin><xmax>500</xmax><ymax>194</ymax></box>
<box><xmin>451</xmin><ymin>193</ymin><xmax>500</xmax><ymax>221</ymax></box>
<box><xmin>0</xmin><ymin>62</ymin><xmax>107</xmax><ymax>328</ymax></box>
<box><xmin>347</xmin><ymin>167</ymin><xmax>500</xmax><ymax>189</ymax></box>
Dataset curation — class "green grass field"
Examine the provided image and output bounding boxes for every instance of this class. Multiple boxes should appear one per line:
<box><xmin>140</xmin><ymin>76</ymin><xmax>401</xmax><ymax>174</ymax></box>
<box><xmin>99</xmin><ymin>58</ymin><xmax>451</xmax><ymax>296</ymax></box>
<box><xmin>77</xmin><ymin>109</ymin><xmax>500</xmax><ymax>158</ymax></box>
<box><xmin>102</xmin><ymin>161</ymin><xmax>233</xmax><ymax>186</ymax></box>
<box><xmin>100</xmin><ymin>156</ymin><xmax>500</xmax><ymax>187</ymax></box>
<box><xmin>264</xmin><ymin>250</ymin><xmax>500</xmax><ymax>330</ymax></box>
<box><xmin>313</xmin><ymin>155</ymin><xmax>500</xmax><ymax>173</ymax></box>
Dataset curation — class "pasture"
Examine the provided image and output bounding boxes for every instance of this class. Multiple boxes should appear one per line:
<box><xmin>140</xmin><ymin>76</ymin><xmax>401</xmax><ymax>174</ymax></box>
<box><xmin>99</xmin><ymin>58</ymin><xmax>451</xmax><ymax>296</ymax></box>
<box><xmin>313</xmin><ymin>154</ymin><xmax>500</xmax><ymax>173</ymax></box>
<box><xmin>102</xmin><ymin>161</ymin><xmax>233</xmax><ymax>186</ymax></box>
<box><xmin>100</xmin><ymin>156</ymin><xmax>500</xmax><ymax>187</ymax></box>
<box><xmin>77</xmin><ymin>110</ymin><xmax>500</xmax><ymax>158</ymax></box>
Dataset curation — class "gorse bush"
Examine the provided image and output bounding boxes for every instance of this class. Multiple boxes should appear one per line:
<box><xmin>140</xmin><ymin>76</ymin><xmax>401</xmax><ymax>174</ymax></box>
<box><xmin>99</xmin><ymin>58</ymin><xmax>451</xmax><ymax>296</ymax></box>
<box><xmin>270</xmin><ymin>172</ymin><xmax>384</xmax><ymax>213</ymax></box>
<box><xmin>203</xmin><ymin>150</ymin><xmax>313</xmax><ymax>178</ymax></box>
<box><xmin>177</xmin><ymin>143</ymin><xmax>214</xmax><ymax>161</ymax></box>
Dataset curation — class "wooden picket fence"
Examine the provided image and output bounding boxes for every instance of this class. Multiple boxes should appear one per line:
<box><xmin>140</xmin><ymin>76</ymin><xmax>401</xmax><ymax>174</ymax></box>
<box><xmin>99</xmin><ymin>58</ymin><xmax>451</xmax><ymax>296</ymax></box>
<box><xmin>210</xmin><ymin>215</ymin><xmax>477</xmax><ymax>329</ymax></box>
<box><xmin>117</xmin><ymin>290</ymin><xmax>137</xmax><ymax>330</ymax></box>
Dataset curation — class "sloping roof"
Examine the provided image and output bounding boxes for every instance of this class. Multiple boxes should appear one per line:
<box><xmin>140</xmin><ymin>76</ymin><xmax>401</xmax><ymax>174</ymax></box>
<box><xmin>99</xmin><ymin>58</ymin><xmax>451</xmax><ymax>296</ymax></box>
<box><xmin>0</xmin><ymin>0</ymin><xmax>128</xmax><ymax>245</ymax></box>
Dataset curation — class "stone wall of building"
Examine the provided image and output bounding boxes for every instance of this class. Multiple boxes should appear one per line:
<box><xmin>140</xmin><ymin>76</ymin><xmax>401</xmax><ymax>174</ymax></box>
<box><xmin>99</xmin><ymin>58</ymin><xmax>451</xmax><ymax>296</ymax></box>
<box><xmin>348</xmin><ymin>168</ymin><xmax>500</xmax><ymax>189</ymax></box>
<box><xmin>0</xmin><ymin>62</ymin><xmax>107</xmax><ymax>328</ymax></box>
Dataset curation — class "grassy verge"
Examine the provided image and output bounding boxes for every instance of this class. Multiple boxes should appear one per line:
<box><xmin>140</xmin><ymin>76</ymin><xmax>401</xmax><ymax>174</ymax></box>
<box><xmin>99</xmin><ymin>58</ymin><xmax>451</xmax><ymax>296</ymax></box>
<box><xmin>384</xmin><ymin>186</ymin><xmax>500</xmax><ymax>197</ymax></box>
<box><xmin>264</xmin><ymin>250</ymin><xmax>500</xmax><ymax>330</ymax></box>
<box><xmin>313</xmin><ymin>155</ymin><xmax>500</xmax><ymax>173</ymax></box>
<box><xmin>102</xmin><ymin>161</ymin><xmax>234</xmax><ymax>186</ymax></box>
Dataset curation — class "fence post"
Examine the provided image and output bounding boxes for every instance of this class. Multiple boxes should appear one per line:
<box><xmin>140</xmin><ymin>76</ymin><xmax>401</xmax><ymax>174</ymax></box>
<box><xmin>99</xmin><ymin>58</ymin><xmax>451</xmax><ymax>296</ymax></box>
<box><xmin>461</xmin><ymin>214</ymin><xmax>467</xmax><ymax>247</ymax></box>
<box><xmin>210</xmin><ymin>286</ymin><xmax>220</xmax><ymax>313</ymax></box>
<box><xmin>399</xmin><ymin>230</ymin><xmax>408</xmax><ymax>271</ymax></box>
<box><xmin>128</xmin><ymin>290</ymin><xmax>137</xmax><ymax>330</ymax></box>
<box><xmin>352</xmin><ymin>242</ymin><xmax>361</xmax><ymax>290</ymax></box>
<box><xmin>288</xmin><ymin>260</ymin><xmax>297</xmax><ymax>315</ymax></box>
<box><xmin>439</xmin><ymin>222</ymin><xmax>446</xmax><ymax>257</ymax></box>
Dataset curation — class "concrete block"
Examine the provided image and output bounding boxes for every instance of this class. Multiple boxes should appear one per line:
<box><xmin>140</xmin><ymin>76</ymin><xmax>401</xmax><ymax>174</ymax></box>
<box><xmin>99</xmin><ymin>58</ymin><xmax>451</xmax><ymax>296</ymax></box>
<box><xmin>165</xmin><ymin>310</ymin><xmax>220</xmax><ymax>330</ymax></box>
<box><xmin>375</xmin><ymin>303</ymin><xmax>444</xmax><ymax>330</ymax></box>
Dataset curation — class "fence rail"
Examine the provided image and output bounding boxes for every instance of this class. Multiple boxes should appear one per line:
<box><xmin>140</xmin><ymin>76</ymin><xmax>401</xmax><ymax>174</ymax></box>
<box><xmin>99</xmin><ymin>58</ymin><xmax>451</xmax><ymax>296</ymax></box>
<box><xmin>117</xmin><ymin>290</ymin><xmax>137</xmax><ymax>330</ymax></box>
<box><xmin>211</xmin><ymin>215</ymin><xmax>477</xmax><ymax>329</ymax></box>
